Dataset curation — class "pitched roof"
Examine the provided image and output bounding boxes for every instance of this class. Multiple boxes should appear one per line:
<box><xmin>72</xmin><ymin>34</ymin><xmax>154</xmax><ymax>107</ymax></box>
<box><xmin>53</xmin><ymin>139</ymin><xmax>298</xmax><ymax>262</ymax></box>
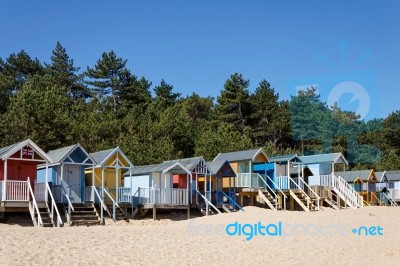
<box><xmin>47</xmin><ymin>144</ymin><xmax>77</xmax><ymax>163</ymax></box>
<box><xmin>0</xmin><ymin>142</ymin><xmax>22</xmax><ymax>158</ymax></box>
<box><xmin>163</xmin><ymin>156</ymin><xmax>211</xmax><ymax>173</ymax></box>
<box><xmin>0</xmin><ymin>139</ymin><xmax>52</xmax><ymax>163</ymax></box>
<box><xmin>336</xmin><ymin>170</ymin><xmax>374</xmax><ymax>182</ymax></box>
<box><xmin>90</xmin><ymin>147</ymin><xmax>133</xmax><ymax>168</ymax></box>
<box><xmin>299</xmin><ymin>153</ymin><xmax>348</xmax><ymax>165</ymax></box>
<box><xmin>213</xmin><ymin>148</ymin><xmax>268</xmax><ymax>163</ymax></box>
<box><xmin>381</xmin><ymin>171</ymin><xmax>400</xmax><ymax>182</ymax></box>
<box><xmin>90</xmin><ymin>148</ymin><xmax>115</xmax><ymax>165</ymax></box>
<box><xmin>130</xmin><ymin>161</ymin><xmax>190</xmax><ymax>176</ymax></box>
<box><xmin>269</xmin><ymin>154</ymin><xmax>300</xmax><ymax>163</ymax></box>
<box><xmin>207</xmin><ymin>160</ymin><xmax>226</xmax><ymax>174</ymax></box>
<box><xmin>375</xmin><ymin>171</ymin><xmax>388</xmax><ymax>182</ymax></box>
<box><xmin>46</xmin><ymin>144</ymin><xmax>95</xmax><ymax>165</ymax></box>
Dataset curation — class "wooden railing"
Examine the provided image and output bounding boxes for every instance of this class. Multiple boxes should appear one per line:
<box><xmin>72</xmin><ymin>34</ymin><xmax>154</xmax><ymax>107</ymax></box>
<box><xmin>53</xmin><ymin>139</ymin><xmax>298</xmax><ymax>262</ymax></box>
<box><xmin>45</xmin><ymin>183</ymin><xmax>62</xmax><ymax>227</ymax></box>
<box><xmin>262</xmin><ymin>174</ymin><xmax>287</xmax><ymax>210</ymax></box>
<box><xmin>27</xmin><ymin>178</ymin><xmax>42</xmax><ymax>227</ymax></box>
<box><xmin>235</xmin><ymin>173</ymin><xmax>265</xmax><ymax>188</ymax></box>
<box><xmin>196</xmin><ymin>190</ymin><xmax>221</xmax><ymax>215</ymax></box>
<box><xmin>276</xmin><ymin>176</ymin><xmax>311</xmax><ymax>209</ymax></box>
<box><xmin>334</xmin><ymin>174</ymin><xmax>363</xmax><ymax>208</ymax></box>
<box><xmin>107</xmin><ymin>187</ymin><xmax>132</xmax><ymax>203</ymax></box>
<box><xmin>2</xmin><ymin>180</ymin><xmax>30</xmax><ymax>201</ymax></box>
<box><xmin>135</xmin><ymin>187</ymin><xmax>189</xmax><ymax>205</ymax></box>
<box><xmin>221</xmin><ymin>191</ymin><xmax>244</xmax><ymax>211</ymax></box>
<box><xmin>320</xmin><ymin>174</ymin><xmax>362</xmax><ymax>209</ymax></box>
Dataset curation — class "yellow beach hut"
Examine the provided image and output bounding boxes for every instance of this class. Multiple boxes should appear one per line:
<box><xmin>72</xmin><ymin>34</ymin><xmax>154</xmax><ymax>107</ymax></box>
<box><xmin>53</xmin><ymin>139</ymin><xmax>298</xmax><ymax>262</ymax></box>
<box><xmin>85</xmin><ymin>147</ymin><xmax>134</xmax><ymax>222</ymax></box>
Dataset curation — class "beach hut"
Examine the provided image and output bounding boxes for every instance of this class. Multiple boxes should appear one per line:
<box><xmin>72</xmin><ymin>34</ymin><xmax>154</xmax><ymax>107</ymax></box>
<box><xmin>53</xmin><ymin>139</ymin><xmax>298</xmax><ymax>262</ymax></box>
<box><xmin>162</xmin><ymin>157</ymin><xmax>216</xmax><ymax>215</ymax></box>
<box><xmin>37</xmin><ymin>144</ymin><xmax>95</xmax><ymax>203</ymax></box>
<box><xmin>374</xmin><ymin>171</ymin><xmax>398</xmax><ymax>206</ymax></box>
<box><xmin>206</xmin><ymin>160</ymin><xmax>242</xmax><ymax>212</ymax></box>
<box><xmin>143</xmin><ymin>156</ymin><xmax>220</xmax><ymax>215</ymax></box>
<box><xmin>125</xmin><ymin>161</ymin><xmax>192</xmax><ymax>220</ymax></box>
<box><xmin>0</xmin><ymin>139</ymin><xmax>62</xmax><ymax>227</ymax></box>
<box><xmin>36</xmin><ymin>144</ymin><xmax>100</xmax><ymax>225</ymax></box>
<box><xmin>377</xmin><ymin>171</ymin><xmax>400</xmax><ymax>205</ymax></box>
<box><xmin>85</xmin><ymin>147</ymin><xmax>134</xmax><ymax>222</ymax></box>
<box><xmin>299</xmin><ymin>153</ymin><xmax>363</xmax><ymax>209</ymax></box>
<box><xmin>212</xmin><ymin>149</ymin><xmax>289</xmax><ymax>210</ymax></box>
<box><xmin>336</xmin><ymin>170</ymin><xmax>380</xmax><ymax>206</ymax></box>
<box><xmin>299</xmin><ymin>153</ymin><xmax>347</xmax><ymax>185</ymax></box>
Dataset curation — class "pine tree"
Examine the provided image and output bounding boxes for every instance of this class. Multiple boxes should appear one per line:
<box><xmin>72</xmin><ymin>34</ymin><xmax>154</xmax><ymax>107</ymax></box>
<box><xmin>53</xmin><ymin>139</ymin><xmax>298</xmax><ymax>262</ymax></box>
<box><xmin>154</xmin><ymin>79</ymin><xmax>181</xmax><ymax>109</ymax></box>
<box><xmin>216</xmin><ymin>73</ymin><xmax>251</xmax><ymax>132</ymax></box>
<box><xmin>85</xmin><ymin>51</ymin><xmax>134</xmax><ymax>115</ymax></box>
<box><xmin>46</xmin><ymin>42</ymin><xmax>88</xmax><ymax>99</ymax></box>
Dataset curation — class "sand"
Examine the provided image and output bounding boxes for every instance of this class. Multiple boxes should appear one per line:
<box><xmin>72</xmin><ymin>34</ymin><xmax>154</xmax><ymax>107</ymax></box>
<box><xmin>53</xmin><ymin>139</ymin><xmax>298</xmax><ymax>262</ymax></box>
<box><xmin>0</xmin><ymin>206</ymin><xmax>400</xmax><ymax>266</ymax></box>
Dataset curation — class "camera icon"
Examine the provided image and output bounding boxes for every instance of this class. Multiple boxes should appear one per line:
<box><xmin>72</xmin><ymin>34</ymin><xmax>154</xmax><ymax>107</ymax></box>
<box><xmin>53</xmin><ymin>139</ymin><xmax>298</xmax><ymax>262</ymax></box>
<box><xmin>286</xmin><ymin>41</ymin><xmax>381</xmax><ymax>164</ymax></box>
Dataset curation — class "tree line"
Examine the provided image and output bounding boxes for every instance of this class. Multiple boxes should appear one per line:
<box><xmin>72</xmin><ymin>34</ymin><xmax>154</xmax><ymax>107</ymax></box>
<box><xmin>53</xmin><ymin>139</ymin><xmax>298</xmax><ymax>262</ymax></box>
<box><xmin>0</xmin><ymin>42</ymin><xmax>399</xmax><ymax>170</ymax></box>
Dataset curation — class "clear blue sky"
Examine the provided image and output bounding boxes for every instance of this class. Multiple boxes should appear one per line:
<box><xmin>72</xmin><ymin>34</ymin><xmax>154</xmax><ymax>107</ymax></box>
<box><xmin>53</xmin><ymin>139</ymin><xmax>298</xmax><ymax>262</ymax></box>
<box><xmin>1</xmin><ymin>0</ymin><xmax>399</xmax><ymax>119</ymax></box>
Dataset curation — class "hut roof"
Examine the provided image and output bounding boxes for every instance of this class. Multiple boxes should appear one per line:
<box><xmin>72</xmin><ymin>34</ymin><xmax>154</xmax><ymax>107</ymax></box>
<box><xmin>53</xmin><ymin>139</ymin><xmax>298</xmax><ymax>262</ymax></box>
<box><xmin>213</xmin><ymin>148</ymin><xmax>268</xmax><ymax>163</ymax></box>
<box><xmin>269</xmin><ymin>154</ymin><xmax>300</xmax><ymax>163</ymax></box>
<box><xmin>299</xmin><ymin>153</ymin><xmax>348</xmax><ymax>165</ymax></box>
<box><xmin>335</xmin><ymin>170</ymin><xmax>374</xmax><ymax>182</ymax></box>
<box><xmin>130</xmin><ymin>161</ymin><xmax>190</xmax><ymax>176</ymax></box>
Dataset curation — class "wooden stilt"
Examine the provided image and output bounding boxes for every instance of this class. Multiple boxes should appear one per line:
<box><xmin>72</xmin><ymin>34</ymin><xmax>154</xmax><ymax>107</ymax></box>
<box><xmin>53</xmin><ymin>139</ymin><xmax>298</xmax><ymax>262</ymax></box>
<box><xmin>290</xmin><ymin>195</ymin><xmax>295</xmax><ymax>211</ymax></box>
<box><xmin>153</xmin><ymin>206</ymin><xmax>156</xmax><ymax>221</ymax></box>
<box><xmin>187</xmin><ymin>206</ymin><xmax>190</xmax><ymax>219</ymax></box>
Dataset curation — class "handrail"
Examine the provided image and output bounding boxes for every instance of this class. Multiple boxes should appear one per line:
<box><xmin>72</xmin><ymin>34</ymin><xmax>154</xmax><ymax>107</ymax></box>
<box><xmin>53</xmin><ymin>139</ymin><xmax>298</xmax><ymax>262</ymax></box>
<box><xmin>277</xmin><ymin>176</ymin><xmax>311</xmax><ymax>204</ymax></box>
<box><xmin>45</xmin><ymin>183</ymin><xmax>63</xmax><ymax>227</ymax></box>
<box><xmin>221</xmin><ymin>191</ymin><xmax>244</xmax><ymax>212</ymax></box>
<box><xmin>333</xmin><ymin>174</ymin><xmax>360</xmax><ymax>208</ymax></box>
<box><xmin>335</xmin><ymin>173</ymin><xmax>362</xmax><ymax>207</ymax></box>
<box><xmin>332</xmin><ymin>175</ymin><xmax>357</xmax><ymax>208</ymax></box>
<box><xmin>288</xmin><ymin>177</ymin><xmax>311</xmax><ymax>209</ymax></box>
<box><xmin>256</xmin><ymin>173</ymin><xmax>278</xmax><ymax>210</ymax></box>
<box><xmin>103</xmin><ymin>187</ymin><xmax>118</xmax><ymax>222</ymax></box>
<box><xmin>27</xmin><ymin>178</ymin><xmax>43</xmax><ymax>227</ymax></box>
<box><xmin>196</xmin><ymin>190</ymin><xmax>221</xmax><ymax>214</ymax></box>
<box><xmin>264</xmin><ymin>174</ymin><xmax>287</xmax><ymax>210</ymax></box>
<box><xmin>64</xmin><ymin>187</ymin><xmax>75</xmax><ymax>225</ymax></box>
<box><xmin>92</xmin><ymin>186</ymin><xmax>106</xmax><ymax>210</ymax></box>
<box><xmin>298</xmin><ymin>177</ymin><xmax>320</xmax><ymax>210</ymax></box>
<box><xmin>386</xmin><ymin>192</ymin><xmax>399</xmax><ymax>207</ymax></box>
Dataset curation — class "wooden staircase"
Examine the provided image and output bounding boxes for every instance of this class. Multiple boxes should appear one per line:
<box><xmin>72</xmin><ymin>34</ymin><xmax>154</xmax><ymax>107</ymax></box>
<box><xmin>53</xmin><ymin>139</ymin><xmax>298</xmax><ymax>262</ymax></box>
<box><xmin>36</xmin><ymin>203</ymin><xmax>54</xmax><ymax>227</ymax></box>
<box><xmin>105</xmin><ymin>203</ymin><xmax>129</xmax><ymax>222</ymax></box>
<box><xmin>289</xmin><ymin>190</ymin><xmax>313</xmax><ymax>212</ymax></box>
<box><xmin>68</xmin><ymin>203</ymin><xmax>101</xmax><ymax>226</ymax></box>
<box><xmin>258</xmin><ymin>190</ymin><xmax>278</xmax><ymax>211</ymax></box>
<box><xmin>222</xmin><ymin>204</ymin><xmax>236</xmax><ymax>213</ymax></box>
<box><xmin>132</xmin><ymin>205</ymin><xmax>149</xmax><ymax>218</ymax></box>
<box><xmin>323</xmin><ymin>197</ymin><xmax>340</xmax><ymax>210</ymax></box>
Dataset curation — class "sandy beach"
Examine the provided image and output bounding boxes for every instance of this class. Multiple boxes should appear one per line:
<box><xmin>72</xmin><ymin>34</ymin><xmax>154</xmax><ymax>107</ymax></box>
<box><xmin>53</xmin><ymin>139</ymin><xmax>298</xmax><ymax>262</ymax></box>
<box><xmin>0</xmin><ymin>206</ymin><xmax>399</xmax><ymax>266</ymax></box>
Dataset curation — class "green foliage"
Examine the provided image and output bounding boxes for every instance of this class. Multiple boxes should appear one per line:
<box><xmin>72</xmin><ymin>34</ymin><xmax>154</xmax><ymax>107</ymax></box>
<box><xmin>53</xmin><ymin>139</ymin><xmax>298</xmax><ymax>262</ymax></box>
<box><xmin>154</xmin><ymin>79</ymin><xmax>181</xmax><ymax>109</ymax></box>
<box><xmin>0</xmin><ymin>47</ymin><xmax>398</xmax><ymax>172</ymax></box>
<box><xmin>289</xmin><ymin>87</ymin><xmax>334</xmax><ymax>154</ymax></box>
<box><xmin>194</xmin><ymin>123</ymin><xmax>253</xmax><ymax>161</ymax></box>
<box><xmin>216</xmin><ymin>73</ymin><xmax>251</xmax><ymax>133</ymax></box>
<box><xmin>0</xmin><ymin>77</ymin><xmax>72</xmax><ymax>151</ymax></box>
<box><xmin>250</xmin><ymin>80</ymin><xmax>291</xmax><ymax>148</ymax></box>
<box><xmin>46</xmin><ymin>42</ymin><xmax>88</xmax><ymax>99</ymax></box>
<box><xmin>85</xmin><ymin>51</ymin><xmax>134</xmax><ymax>115</ymax></box>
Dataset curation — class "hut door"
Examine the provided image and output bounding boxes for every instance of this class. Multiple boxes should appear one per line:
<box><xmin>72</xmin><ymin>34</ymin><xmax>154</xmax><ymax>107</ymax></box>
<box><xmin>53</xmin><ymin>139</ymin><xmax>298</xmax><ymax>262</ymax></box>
<box><xmin>63</xmin><ymin>165</ymin><xmax>82</xmax><ymax>203</ymax></box>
